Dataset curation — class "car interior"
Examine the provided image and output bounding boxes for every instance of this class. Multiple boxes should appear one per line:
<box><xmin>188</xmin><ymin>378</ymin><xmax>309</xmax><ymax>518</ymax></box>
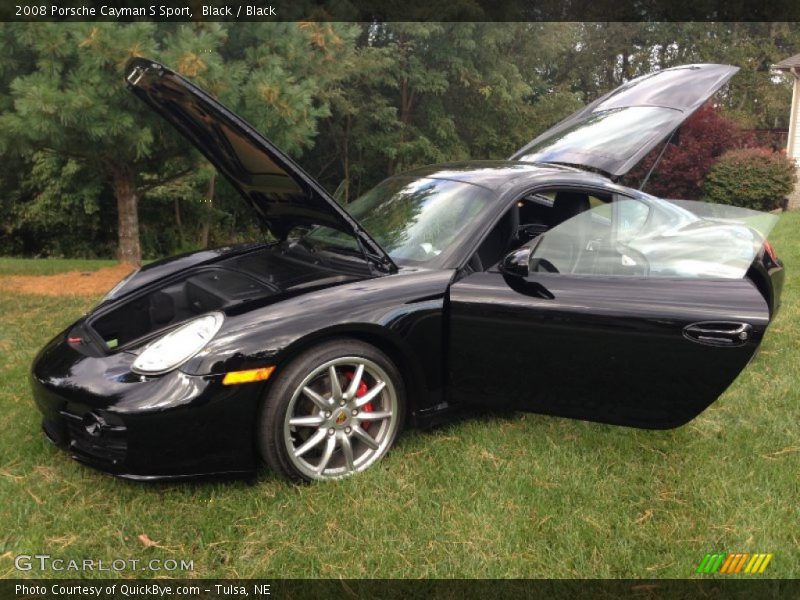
<box><xmin>467</xmin><ymin>189</ymin><xmax>607</xmax><ymax>273</ymax></box>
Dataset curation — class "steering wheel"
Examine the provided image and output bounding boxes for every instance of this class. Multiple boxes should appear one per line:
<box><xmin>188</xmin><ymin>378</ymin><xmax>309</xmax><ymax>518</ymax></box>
<box><xmin>517</xmin><ymin>223</ymin><xmax>548</xmax><ymax>244</ymax></box>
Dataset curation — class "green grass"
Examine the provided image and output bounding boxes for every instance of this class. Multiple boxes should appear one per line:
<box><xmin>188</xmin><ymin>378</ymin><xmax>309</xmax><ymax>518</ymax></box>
<box><xmin>1</xmin><ymin>215</ymin><xmax>799</xmax><ymax>579</ymax></box>
<box><xmin>0</xmin><ymin>257</ymin><xmax>117</xmax><ymax>276</ymax></box>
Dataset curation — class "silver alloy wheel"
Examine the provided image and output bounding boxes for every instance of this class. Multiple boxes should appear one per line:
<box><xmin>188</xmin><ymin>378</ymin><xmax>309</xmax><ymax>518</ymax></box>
<box><xmin>282</xmin><ymin>356</ymin><xmax>400</xmax><ymax>480</ymax></box>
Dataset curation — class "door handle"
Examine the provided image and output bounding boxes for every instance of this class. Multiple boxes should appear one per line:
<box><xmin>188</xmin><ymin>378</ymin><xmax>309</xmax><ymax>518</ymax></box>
<box><xmin>683</xmin><ymin>322</ymin><xmax>752</xmax><ymax>347</ymax></box>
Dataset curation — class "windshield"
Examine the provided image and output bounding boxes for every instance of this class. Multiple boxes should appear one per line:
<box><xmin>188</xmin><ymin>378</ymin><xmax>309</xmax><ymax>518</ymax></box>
<box><xmin>305</xmin><ymin>176</ymin><xmax>493</xmax><ymax>265</ymax></box>
<box><xmin>530</xmin><ymin>196</ymin><xmax>778</xmax><ymax>279</ymax></box>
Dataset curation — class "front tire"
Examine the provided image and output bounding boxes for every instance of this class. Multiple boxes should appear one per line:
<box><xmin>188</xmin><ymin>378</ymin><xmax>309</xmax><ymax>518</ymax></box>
<box><xmin>258</xmin><ymin>339</ymin><xmax>405</xmax><ymax>482</ymax></box>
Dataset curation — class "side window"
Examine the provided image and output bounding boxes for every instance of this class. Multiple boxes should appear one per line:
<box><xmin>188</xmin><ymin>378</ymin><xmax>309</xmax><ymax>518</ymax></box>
<box><xmin>524</xmin><ymin>191</ymin><xmax>776</xmax><ymax>280</ymax></box>
<box><xmin>529</xmin><ymin>191</ymin><xmax>651</xmax><ymax>277</ymax></box>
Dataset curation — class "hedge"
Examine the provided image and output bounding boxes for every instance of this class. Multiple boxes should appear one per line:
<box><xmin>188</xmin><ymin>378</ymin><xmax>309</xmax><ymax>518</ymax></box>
<box><xmin>703</xmin><ymin>148</ymin><xmax>796</xmax><ymax>211</ymax></box>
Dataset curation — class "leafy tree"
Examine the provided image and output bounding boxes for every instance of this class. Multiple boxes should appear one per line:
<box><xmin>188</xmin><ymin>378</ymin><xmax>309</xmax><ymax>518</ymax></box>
<box><xmin>570</xmin><ymin>22</ymin><xmax>800</xmax><ymax>130</ymax></box>
<box><xmin>657</xmin><ymin>23</ymin><xmax>800</xmax><ymax>129</ymax></box>
<box><xmin>562</xmin><ymin>23</ymin><xmax>656</xmax><ymax>102</ymax></box>
<box><xmin>8</xmin><ymin>152</ymin><xmax>109</xmax><ymax>256</ymax></box>
<box><xmin>305</xmin><ymin>22</ymin><xmax>581</xmax><ymax>200</ymax></box>
<box><xmin>0</xmin><ymin>23</ymin><xmax>187</xmax><ymax>265</ymax></box>
<box><xmin>0</xmin><ymin>22</ymin><xmax>798</xmax><ymax>260</ymax></box>
<box><xmin>0</xmin><ymin>22</ymin><xmax>353</xmax><ymax>264</ymax></box>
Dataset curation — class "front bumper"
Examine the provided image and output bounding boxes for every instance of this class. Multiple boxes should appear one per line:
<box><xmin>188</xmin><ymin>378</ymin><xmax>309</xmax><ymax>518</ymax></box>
<box><xmin>30</xmin><ymin>329</ymin><xmax>265</xmax><ymax>480</ymax></box>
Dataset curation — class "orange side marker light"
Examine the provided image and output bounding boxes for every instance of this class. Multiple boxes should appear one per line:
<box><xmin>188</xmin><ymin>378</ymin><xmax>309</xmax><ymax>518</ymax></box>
<box><xmin>222</xmin><ymin>366</ymin><xmax>276</xmax><ymax>386</ymax></box>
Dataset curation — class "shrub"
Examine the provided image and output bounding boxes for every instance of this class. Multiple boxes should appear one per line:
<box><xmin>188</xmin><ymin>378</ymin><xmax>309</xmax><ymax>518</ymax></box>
<box><xmin>703</xmin><ymin>148</ymin><xmax>797</xmax><ymax>211</ymax></box>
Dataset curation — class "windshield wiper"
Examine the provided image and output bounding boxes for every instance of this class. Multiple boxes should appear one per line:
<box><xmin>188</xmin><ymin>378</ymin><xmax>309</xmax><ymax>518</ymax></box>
<box><xmin>280</xmin><ymin>237</ymin><xmax>336</xmax><ymax>267</ymax></box>
<box><xmin>356</xmin><ymin>233</ymin><xmax>396</xmax><ymax>275</ymax></box>
<box><xmin>294</xmin><ymin>226</ymin><xmax>396</xmax><ymax>275</ymax></box>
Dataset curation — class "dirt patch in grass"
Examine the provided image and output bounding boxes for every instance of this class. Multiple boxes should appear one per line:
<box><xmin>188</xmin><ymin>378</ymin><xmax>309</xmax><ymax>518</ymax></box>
<box><xmin>0</xmin><ymin>263</ymin><xmax>135</xmax><ymax>297</ymax></box>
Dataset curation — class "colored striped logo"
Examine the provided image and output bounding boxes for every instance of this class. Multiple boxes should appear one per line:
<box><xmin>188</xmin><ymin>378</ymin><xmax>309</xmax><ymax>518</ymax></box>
<box><xmin>696</xmin><ymin>553</ymin><xmax>773</xmax><ymax>574</ymax></box>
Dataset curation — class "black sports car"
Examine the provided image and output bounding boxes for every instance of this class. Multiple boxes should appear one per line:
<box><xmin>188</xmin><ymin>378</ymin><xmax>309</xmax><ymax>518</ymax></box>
<box><xmin>31</xmin><ymin>59</ymin><xmax>784</xmax><ymax>482</ymax></box>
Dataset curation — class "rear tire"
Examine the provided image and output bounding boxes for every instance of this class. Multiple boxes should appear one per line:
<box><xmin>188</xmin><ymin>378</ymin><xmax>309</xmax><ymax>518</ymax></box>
<box><xmin>258</xmin><ymin>339</ymin><xmax>405</xmax><ymax>482</ymax></box>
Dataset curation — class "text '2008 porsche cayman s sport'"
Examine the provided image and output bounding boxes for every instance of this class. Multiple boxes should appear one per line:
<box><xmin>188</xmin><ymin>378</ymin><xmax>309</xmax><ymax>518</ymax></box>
<box><xmin>31</xmin><ymin>59</ymin><xmax>783</xmax><ymax>482</ymax></box>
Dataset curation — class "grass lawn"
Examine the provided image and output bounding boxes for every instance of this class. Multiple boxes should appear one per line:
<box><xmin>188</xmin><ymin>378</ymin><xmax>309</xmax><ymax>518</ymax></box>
<box><xmin>1</xmin><ymin>215</ymin><xmax>798</xmax><ymax>579</ymax></box>
<box><xmin>0</xmin><ymin>257</ymin><xmax>118</xmax><ymax>277</ymax></box>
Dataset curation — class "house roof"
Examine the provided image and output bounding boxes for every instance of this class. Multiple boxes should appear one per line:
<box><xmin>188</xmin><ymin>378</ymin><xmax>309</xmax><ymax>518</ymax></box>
<box><xmin>774</xmin><ymin>53</ymin><xmax>800</xmax><ymax>70</ymax></box>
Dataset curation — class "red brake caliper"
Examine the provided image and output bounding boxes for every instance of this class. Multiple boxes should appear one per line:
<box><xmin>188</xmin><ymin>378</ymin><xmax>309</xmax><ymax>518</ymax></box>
<box><xmin>345</xmin><ymin>371</ymin><xmax>373</xmax><ymax>430</ymax></box>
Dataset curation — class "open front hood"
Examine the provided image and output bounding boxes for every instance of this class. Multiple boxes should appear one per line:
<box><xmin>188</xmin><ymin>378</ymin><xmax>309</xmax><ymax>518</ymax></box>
<box><xmin>125</xmin><ymin>58</ymin><xmax>395</xmax><ymax>273</ymax></box>
<box><xmin>511</xmin><ymin>64</ymin><xmax>739</xmax><ymax>177</ymax></box>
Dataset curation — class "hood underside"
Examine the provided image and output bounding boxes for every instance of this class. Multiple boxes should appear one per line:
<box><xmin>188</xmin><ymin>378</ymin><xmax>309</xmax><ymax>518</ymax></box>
<box><xmin>125</xmin><ymin>57</ymin><xmax>395</xmax><ymax>272</ymax></box>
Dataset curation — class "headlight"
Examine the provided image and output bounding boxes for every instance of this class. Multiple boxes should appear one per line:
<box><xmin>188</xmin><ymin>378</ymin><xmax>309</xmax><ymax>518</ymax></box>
<box><xmin>132</xmin><ymin>312</ymin><xmax>224</xmax><ymax>375</ymax></box>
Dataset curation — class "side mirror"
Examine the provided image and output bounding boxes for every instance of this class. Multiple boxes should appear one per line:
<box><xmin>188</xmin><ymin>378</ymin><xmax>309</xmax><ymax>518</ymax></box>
<box><xmin>500</xmin><ymin>246</ymin><xmax>532</xmax><ymax>278</ymax></box>
<box><xmin>500</xmin><ymin>246</ymin><xmax>556</xmax><ymax>299</ymax></box>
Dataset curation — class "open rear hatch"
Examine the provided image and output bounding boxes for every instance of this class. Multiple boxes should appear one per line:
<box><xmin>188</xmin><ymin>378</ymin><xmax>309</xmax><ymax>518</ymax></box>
<box><xmin>511</xmin><ymin>64</ymin><xmax>738</xmax><ymax>177</ymax></box>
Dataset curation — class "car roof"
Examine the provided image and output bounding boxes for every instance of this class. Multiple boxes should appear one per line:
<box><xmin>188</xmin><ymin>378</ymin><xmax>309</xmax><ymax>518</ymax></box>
<box><xmin>397</xmin><ymin>160</ymin><xmax>614</xmax><ymax>193</ymax></box>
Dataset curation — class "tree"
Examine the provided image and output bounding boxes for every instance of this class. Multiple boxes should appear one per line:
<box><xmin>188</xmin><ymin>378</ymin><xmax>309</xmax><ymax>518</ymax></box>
<box><xmin>0</xmin><ymin>23</ymin><xmax>193</xmax><ymax>265</ymax></box>
<box><xmin>1</xmin><ymin>23</ymin><xmax>797</xmax><ymax>260</ymax></box>
<box><xmin>0</xmin><ymin>22</ymin><xmax>354</xmax><ymax>265</ymax></box>
<box><xmin>305</xmin><ymin>22</ymin><xmax>581</xmax><ymax>200</ymax></box>
<box><xmin>570</xmin><ymin>23</ymin><xmax>800</xmax><ymax>130</ymax></box>
<box><xmin>655</xmin><ymin>23</ymin><xmax>800</xmax><ymax>129</ymax></box>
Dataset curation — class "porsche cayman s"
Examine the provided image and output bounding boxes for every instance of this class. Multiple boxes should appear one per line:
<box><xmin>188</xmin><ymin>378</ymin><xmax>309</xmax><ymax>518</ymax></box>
<box><xmin>30</xmin><ymin>59</ymin><xmax>784</xmax><ymax>482</ymax></box>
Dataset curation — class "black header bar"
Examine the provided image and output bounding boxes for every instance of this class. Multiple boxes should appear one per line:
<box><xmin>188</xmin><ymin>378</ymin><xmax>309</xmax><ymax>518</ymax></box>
<box><xmin>3</xmin><ymin>0</ymin><xmax>800</xmax><ymax>22</ymax></box>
